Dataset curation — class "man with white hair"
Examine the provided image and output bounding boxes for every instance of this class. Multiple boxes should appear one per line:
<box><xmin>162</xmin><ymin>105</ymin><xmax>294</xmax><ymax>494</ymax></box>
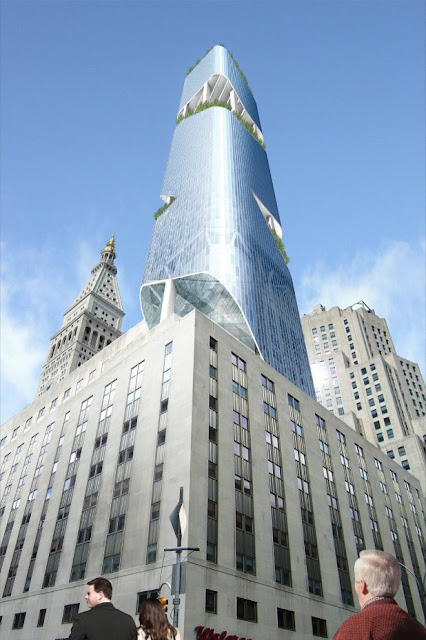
<box><xmin>333</xmin><ymin>549</ymin><xmax>426</xmax><ymax>639</ymax></box>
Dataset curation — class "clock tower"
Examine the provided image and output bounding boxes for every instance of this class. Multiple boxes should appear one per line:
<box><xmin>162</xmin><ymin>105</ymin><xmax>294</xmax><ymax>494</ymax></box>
<box><xmin>36</xmin><ymin>236</ymin><xmax>124</xmax><ymax>396</ymax></box>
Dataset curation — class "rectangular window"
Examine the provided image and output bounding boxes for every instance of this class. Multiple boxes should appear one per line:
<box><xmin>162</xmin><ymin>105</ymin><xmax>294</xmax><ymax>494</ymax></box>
<box><xmin>37</xmin><ymin>609</ymin><xmax>46</xmax><ymax>627</ymax></box>
<box><xmin>154</xmin><ymin>464</ymin><xmax>163</xmax><ymax>481</ymax></box>
<box><xmin>312</xmin><ymin>616</ymin><xmax>328</xmax><ymax>637</ymax></box>
<box><xmin>151</xmin><ymin>502</ymin><xmax>160</xmax><ymax>520</ymax></box>
<box><xmin>136</xmin><ymin>590</ymin><xmax>160</xmax><ymax>615</ymax></box>
<box><xmin>62</xmin><ymin>603</ymin><xmax>80</xmax><ymax>624</ymax></box>
<box><xmin>288</xmin><ymin>394</ymin><xmax>300</xmax><ymax>411</ymax></box>
<box><xmin>206</xmin><ymin>543</ymin><xmax>216</xmax><ymax>563</ymax></box>
<box><xmin>277</xmin><ymin>608</ymin><xmax>295</xmax><ymax>631</ymax></box>
<box><xmin>12</xmin><ymin>612</ymin><xmax>26</xmax><ymax>629</ymax></box>
<box><xmin>205</xmin><ymin>589</ymin><xmax>217</xmax><ymax>614</ymax></box>
<box><xmin>236</xmin><ymin>598</ymin><xmax>257</xmax><ymax>622</ymax></box>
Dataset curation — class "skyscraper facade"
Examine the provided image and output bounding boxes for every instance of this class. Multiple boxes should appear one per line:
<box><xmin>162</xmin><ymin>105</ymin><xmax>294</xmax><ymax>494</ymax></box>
<box><xmin>141</xmin><ymin>45</ymin><xmax>314</xmax><ymax>397</ymax></box>
<box><xmin>1</xmin><ymin>311</ymin><xmax>425</xmax><ymax>640</ymax></box>
<box><xmin>301</xmin><ymin>302</ymin><xmax>426</xmax><ymax>493</ymax></box>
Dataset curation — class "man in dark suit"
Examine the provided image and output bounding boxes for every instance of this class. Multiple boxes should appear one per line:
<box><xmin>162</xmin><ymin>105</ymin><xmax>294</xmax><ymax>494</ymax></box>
<box><xmin>69</xmin><ymin>577</ymin><xmax>137</xmax><ymax>640</ymax></box>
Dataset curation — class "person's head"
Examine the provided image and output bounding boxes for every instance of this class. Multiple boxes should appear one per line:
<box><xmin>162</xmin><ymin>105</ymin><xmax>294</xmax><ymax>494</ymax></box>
<box><xmin>85</xmin><ymin>577</ymin><xmax>113</xmax><ymax>608</ymax></box>
<box><xmin>354</xmin><ymin>550</ymin><xmax>401</xmax><ymax>605</ymax></box>
<box><xmin>139</xmin><ymin>598</ymin><xmax>172</xmax><ymax>637</ymax></box>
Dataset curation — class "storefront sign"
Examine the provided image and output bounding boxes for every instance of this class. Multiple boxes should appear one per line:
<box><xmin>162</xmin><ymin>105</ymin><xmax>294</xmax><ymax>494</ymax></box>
<box><xmin>195</xmin><ymin>625</ymin><xmax>252</xmax><ymax>640</ymax></box>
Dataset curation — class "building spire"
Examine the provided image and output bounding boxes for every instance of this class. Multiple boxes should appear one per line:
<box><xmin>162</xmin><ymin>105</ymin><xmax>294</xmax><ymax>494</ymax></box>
<box><xmin>36</xmin><ymin>236</ymin><xmax>125</xmax><ymax>396</ymax></box>
<box><xmin>102</xmin><ymin>234</ymin><xmax>116</xmax><ymax>260</ymax></box>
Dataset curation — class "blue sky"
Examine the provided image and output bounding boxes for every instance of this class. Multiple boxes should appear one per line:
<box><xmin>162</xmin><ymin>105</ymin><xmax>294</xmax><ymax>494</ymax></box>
<box><xmin>1</xmin><ymin>0</ymin><xmax>425</xmax><ymax>422</ymax></box>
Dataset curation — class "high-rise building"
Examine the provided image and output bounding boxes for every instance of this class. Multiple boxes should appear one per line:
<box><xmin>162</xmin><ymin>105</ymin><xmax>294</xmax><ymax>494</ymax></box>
<box><xmin>141</xmin><ymin>45</ymin><xmax>314</xmax><ymax>398</ymax></box>
<box><xmin>1</xmin><ymin>47</ymin><xmax>425</xmax><ymax>640</ymax></box>
<box><xmin>37</xmin><ymin>236</ymin><xmax>124</xmax><ymax>397</ymax></box>
<box><xmin>301</xmin><ymin>302</ymin><xmax>426</xmax><ymax>493</ymax></box>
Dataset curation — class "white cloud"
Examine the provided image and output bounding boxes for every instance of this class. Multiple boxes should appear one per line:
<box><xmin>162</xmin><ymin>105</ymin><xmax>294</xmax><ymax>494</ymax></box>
<box><xmin>0</xmin><ymin>240</ymin><xmax>100</xmax><ymax>423</ymax></box>
<box><xmin>0</xmin><ymin>237</ymin><xmax>135</xmax><ymax>423</ymax></box>
<box><xmin>298</xmin><ymin>238</ymin><xmax>426</xmax><ymax>376</ymax></box>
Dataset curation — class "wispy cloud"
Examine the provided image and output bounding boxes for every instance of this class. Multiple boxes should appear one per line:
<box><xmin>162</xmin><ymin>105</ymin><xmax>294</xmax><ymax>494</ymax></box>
<box><xmin>1</xmin><ymin>240</ymin><xmax>99</xmax><ymax>422</ymax></box>
<box><xmin>2</xmin><ymin>237</ymin><xmax>424</xmax><ymax>423</ymax></box>
<box><xmin>298</xmin><ymin>238</ymin><xmax>426</xmax><ymax>376</ymax></box>
<box><xmin>1</xmin><ymin>237</ymin><xmax>134</xmax><ymax>423</ymax></box>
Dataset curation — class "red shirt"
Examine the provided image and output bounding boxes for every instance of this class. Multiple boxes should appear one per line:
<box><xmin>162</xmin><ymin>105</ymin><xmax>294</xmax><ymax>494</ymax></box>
<box><xmin>333</xmin><ymin>598</ymin><xmax>426</xmax><ymax>640</ymax></box>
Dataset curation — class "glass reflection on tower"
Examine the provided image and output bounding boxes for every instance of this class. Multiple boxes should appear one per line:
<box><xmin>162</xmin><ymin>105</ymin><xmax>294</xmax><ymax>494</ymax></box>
<box><xmin>141</xmin><ymin>45</ymin><xmax>314</xmax><ymax>397</ymax></box>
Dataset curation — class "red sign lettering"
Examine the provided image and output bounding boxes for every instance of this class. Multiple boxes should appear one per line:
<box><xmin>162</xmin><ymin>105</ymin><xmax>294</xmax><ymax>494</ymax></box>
<box><xmin>195</xmin><ymin>625</ymin><xmax>252</xmax><ymax>640</ymax></box>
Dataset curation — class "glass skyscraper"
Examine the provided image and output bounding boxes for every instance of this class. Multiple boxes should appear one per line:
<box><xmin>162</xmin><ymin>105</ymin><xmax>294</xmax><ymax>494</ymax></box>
<box><xmin>141</xmin><ymin>45</ymin><xmax>314</xmax><ymax>396</ymax></box>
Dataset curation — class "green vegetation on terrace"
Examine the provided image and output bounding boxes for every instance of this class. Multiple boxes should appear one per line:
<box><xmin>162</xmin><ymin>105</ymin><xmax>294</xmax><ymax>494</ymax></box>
<box><xmin>270</xmin><ymin>227</ymin><xmax>290</xmax><ymax>263</ymax></box>
<box><xmin>176</xmin><ymin>100</ymin><xmax>266</xmax><ymax>149</ymax></box>
<box><xmin>154</xmin><ymin>201</ymin><xmax>172</xmax><ymax>220</ymax></box>
<box><xmin>186</xmin><ymin>45</ymin><xmax>252</xmax><ymax>94</ymax></box>
<box><xmin>228</xmin><ymin>51</ymin><xmax>252</xmax><ymax>93</ymax></box>
<box><xmin>186</xmin><ymin>47</ymin><xmax>214</xmax><ymax>76</ymax></box>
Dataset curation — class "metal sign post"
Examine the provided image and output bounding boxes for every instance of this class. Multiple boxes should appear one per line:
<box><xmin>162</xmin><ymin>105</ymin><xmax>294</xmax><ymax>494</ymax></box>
<box><xmin>166</xmin><ymin>487</ymin><xmax>199</xmax><ymax>628</ymax></box>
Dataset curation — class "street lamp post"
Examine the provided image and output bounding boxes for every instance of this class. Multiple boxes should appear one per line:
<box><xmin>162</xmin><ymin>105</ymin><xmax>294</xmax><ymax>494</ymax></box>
<box><xmin>398</xmin><ymin>562</ymin><xmax>426</xmax><ymax>606</ymax></box>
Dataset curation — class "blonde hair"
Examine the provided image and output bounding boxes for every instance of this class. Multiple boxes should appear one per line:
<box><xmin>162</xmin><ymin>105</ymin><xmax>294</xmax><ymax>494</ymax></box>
<box><xmin>355</xmin><ymin>550</ymin><xmax>401</xmax><ymax>597</ymax></box>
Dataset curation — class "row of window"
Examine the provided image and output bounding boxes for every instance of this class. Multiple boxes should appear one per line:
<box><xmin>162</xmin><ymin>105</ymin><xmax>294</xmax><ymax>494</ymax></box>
<box><xmin>7</xmin><ymin>594</ymin><xmax>329</xmax><ymax>637</ymax></box>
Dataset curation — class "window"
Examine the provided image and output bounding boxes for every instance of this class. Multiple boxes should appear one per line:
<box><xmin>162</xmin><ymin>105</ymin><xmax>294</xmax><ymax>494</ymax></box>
<box><xmin>113</xmin><ymin>479</ymin><xmax>129</xmax><ymax>499</ymax></box>
<box><xmin>136</xmin><ymin>590</ymin><xmax>159</xmax><ymax>614</ymax></box>
<box><xmin>151</xmin><ymin>502</ymin><xmax>160</xmax><ymax>520</ymax></box>
<box><xmin>206</xmin><ymin>543</ymin><xmax>216</xmax><ymax>563</ymax></box>
<box><xmin>102</xmin><ymin>553</ymin><xmax>121</xmax><ymax>573</ymax></box>
<box><xmin>154</xmin><ymin>464</ymin><xmax>163</xmax><ymax>481</ymax></box>
<box><xmin>308</xmin><ymin>578</ymin><xmax>323</xmax><ymax>596</ymax></box>
<box><xmin>37</xmin><ymin>609</ymin><xmax>46</xmax><ymax>627</ymax></box>
<box><xmin>63</xmin><ymin>388</ymin><xmax>71</xmax><ymax>400</ymax></box>
<box><xmin>205</xmin><ymin>589</ymin><xmax>217</xmax><ymax>614</ymax></box>
<box><xmin>401</xmin><ymin>460</ymin><xmax>410</xmax><ymax>470</ymax></box>
<box><xmin>277</xmin><ymin>608</ymin><xmax>295</xmax><ymax>631</ymax></box>
<box><xmin>146</xmin><ymin>544</ymin><xmax>157</xmax><ymax>564</ymax></box>
<box><xmin>108</xmin><ymin>515</ymin><xmax>125</xmax><ymax>533</ymax></box>
<box><xmin>12</xmin><ymin>612</ymin><xmax>26</xmax><ymax>629</ymax></box>
<box><xmin>237</xmin><ymin>598</ymin><xmax>257</xmax><ymax>622</ymax></box>
<box><xmin>288</xmin><ymin>394</ymin><xmax>300</xmax><ymax>411</ymax></box>
<box><xmin>89</xmin><ymin>463</ymin><xmax>103</xmax><ymax>478</ymax></box>
<box><xmin>118</xmin><ymin>446</ymin><xmax>134</xmax><ymax>464</ymax></box>
<box><xmin>312</xmin><ymin>617</ymin><xmax>328</xmax><ymax>637</ymax></box>
<box><xmin>231</xmin><ymin>353</ymin><xmax>246</xmax><ymax>371</ymax></box>
<box><xmin>62</xmin><ymin>604</ymin><xmax>79</xmax><ymax>624</ymax></box>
